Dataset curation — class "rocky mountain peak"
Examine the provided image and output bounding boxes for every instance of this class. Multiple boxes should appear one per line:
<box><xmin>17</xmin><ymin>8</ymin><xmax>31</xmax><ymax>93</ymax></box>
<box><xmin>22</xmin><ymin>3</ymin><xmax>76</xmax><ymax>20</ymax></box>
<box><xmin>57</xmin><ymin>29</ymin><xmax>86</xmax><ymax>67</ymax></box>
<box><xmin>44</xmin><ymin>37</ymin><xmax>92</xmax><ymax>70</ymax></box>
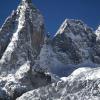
<box><xmin>0</xmin><ymin>1</ymin><xmax>50</xmax><ymax>99</ymax></box>
<box><xmin>21</xmin><ymin>0</ymin><xmax>32</xmax><ymax>3</ymax></box>
<box><xmin>95</xmin><ymin>25</ymin><xmax>100</xmax><ymax>40</ymax></box>
<box><xmin>55</xmin><ymin>18</ymin><xmax>96</xmax><ymax>49</ymax></box>
<box><xmin>20</xmin><ymin>0</ymin><xmax>33</xmax><ymax>8</ymax></box>
<box><xmin>17</xmin><ymin>0</ymin><xmax>37</xmax><ymax>15</ymax></box>
<box><xmin>0</xmin><ymin>0</ymin><xmax>45</xmax><ymax>75</ymax></box>
<box><xmin>52</xmin><ymin>19</ymin><xmax>96</xmax><ymax>65</ymax></box>
<box><xmin>56</xmin><ymin>19</ymin><xmax>93</xmax><ymax>36</ymax></box>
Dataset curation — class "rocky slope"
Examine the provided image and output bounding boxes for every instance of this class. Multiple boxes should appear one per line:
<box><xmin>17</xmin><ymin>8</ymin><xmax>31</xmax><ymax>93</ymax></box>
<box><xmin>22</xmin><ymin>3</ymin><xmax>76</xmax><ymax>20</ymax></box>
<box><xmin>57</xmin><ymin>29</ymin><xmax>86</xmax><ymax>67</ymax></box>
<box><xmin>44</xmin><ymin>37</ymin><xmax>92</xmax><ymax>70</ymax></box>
<box><xmin>0</xmin><ymin>0</ymin><xmax>100</xmax><ymax>100</ymax></box>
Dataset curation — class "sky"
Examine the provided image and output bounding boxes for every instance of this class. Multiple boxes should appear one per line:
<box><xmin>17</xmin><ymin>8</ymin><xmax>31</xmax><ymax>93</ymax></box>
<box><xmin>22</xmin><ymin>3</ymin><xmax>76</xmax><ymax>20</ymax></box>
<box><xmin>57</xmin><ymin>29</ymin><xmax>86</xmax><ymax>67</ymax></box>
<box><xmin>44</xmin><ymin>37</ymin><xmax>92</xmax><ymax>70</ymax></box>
<box><xmin>0</xmin><ymin>0</ymin><xmax>100</xmax><ymax>35</ymax></box>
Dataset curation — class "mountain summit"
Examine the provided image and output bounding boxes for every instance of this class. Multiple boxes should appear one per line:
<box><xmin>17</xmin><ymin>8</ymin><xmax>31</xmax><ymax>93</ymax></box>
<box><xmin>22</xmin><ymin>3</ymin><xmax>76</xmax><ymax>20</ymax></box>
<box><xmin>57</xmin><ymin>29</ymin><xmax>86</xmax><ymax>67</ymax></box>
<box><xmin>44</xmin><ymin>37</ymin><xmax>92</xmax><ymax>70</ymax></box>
<box><xmin>95</xmin><ymin>25</ymin><xmax>100</xmax><ymax>40</ymax></box>
<box><xmin>53</xmin><ymin>19</ymin><xmax>96</xmax><ymax>64</ymax></box>
<box><xmin>0</xmin><ymin>1</ymin><xmax>48</xmax><ymax>99</ymax></box>
<box><xmin>22</xmin><ymin>0</ymin><xmax>32</xmax><ymax>3</ymax></box>
<box><xmin>0</xmin><ymin>0</ymin><xmax>44</xmax><ymax>75</ymax></box>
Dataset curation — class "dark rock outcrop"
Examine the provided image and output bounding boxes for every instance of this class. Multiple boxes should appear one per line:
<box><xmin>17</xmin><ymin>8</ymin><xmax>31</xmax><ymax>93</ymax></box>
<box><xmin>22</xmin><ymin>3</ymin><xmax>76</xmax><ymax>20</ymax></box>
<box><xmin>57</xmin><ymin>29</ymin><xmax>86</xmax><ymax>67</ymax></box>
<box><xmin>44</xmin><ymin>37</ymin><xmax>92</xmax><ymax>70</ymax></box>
<box><xmin>52</xmin><ymin>19</ymin><xmax>96</xmax><ymax>64</ymax></box>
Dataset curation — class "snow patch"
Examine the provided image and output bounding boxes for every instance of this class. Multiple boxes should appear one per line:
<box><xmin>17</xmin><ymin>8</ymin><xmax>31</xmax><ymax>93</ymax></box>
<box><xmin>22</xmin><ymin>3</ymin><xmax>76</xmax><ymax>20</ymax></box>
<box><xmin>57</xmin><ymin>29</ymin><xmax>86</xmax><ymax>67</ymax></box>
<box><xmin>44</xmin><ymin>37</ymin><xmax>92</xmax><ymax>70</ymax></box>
<box><xmin>95</xmin><ymin>25</ymin><xmax>100</xmax><ymax>40</ymax></box>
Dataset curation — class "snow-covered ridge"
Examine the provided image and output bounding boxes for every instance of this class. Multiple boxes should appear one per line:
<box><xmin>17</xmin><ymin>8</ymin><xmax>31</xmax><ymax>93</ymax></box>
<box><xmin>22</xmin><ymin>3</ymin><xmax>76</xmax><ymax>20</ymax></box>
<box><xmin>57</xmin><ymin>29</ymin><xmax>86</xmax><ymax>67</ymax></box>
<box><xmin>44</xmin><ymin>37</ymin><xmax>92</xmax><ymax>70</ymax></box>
<box><xmin>95</xmin><ymin>25</ymin><xmax>100</xmax><ymax>40</ymax></box>
<box><xmin>55</xmin><ymin>19</ymin><xmax>89</xmax><ymax>36</ymax></box>
<box><xmin>62</xmin><ymin>67</ymin><xmax>100</xmax><ymax>81</ymax></box>
<box><xmin>17</xmin><ymin>67</ymin><xmax>100</xmax><ymax>100</ymax></box>
<box><xmin>0</xmin><ymin>0</ymin><xmax>26</xmax><ymax>64</ymax></box>
<box><xmin>55</xmin><ymin>19</ymin><xmax>68</xmax><ymax>36</ymax></box>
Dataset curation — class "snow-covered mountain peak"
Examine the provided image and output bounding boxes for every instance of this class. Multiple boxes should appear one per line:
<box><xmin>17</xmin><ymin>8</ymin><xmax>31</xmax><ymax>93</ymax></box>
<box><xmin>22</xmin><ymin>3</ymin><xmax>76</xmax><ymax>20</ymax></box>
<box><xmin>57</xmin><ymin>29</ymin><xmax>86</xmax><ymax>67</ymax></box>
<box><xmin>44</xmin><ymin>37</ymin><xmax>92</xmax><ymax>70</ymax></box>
<box><xmin>52</xmin><ymin>19</ymin><xmax>96</xmax><ymax>65</ymax></box>
<box><xmin>55</xmin><ymin>19</ymin><xmax>88</xmax><ymax>36</ymax></box>
<box><xmin>0</xmin><ymin>0</ymin><xmax>45</xmax><ymax>75</ymax></box>
<box><xmin>21</xmin><ymin>0</ymin><xmax>32</xmax><ymax>3</ymax></box>
<box><xmin>17</xmin><ymin>0</ymin><xmax>37</xmax><ymax>13</ymax></box>
<box><xmin>95</xmin><ymin>25</ymin><xmax>100</xmax><ymax>40</ymax></box>
<box><xmin>20</xmin><ymin>0</ymin><xmax>33</xmax><ymax>6</ymax></box>
<box><xmin>0</xmin><ymin>1</ymin><xmax>48</xmax><ymax>99</ymax></box>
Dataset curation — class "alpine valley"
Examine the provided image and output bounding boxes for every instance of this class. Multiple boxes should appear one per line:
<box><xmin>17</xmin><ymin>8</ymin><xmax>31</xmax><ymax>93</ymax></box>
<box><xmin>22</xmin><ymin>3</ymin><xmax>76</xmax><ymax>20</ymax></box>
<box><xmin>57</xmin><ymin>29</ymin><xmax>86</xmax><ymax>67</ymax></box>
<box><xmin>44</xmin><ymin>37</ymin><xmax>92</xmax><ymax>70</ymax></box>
<box><xmin>0</xmin><ymin>0</ymin><xmax>100</xmax><ymax>100</ymax></box>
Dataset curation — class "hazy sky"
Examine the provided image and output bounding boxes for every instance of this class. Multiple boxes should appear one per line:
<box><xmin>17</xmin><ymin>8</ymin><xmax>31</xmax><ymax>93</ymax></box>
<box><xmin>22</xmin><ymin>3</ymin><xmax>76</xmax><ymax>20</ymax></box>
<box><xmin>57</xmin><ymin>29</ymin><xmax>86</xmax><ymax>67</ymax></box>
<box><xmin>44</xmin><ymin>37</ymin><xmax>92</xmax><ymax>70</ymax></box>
<box><xmin>0</xmin><ymin>0</ymin><xmax>100</xmax><ymax>35</ymax></box>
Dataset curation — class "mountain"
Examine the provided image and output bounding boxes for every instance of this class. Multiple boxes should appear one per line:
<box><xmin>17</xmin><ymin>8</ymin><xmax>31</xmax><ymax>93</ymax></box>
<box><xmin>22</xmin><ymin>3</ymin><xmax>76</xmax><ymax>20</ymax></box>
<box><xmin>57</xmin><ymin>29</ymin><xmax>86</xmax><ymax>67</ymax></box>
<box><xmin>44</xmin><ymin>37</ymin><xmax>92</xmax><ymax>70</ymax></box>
<box><xmin>16</xmin><ymin>67</ymin><xmax>100</xmax><ymax>100</ymax></box>
<box><xmin>35</xmin><ymin>19</ymin><xmax>99</xmax><ymax>77</ymax></box>
<box><xmin>0</xmin><ymin>0</ymin><xmax>50</xmax><ymax>99</ymax></box>
<box><xmin>0</xmin><ymin>0</ymin><xmax>44</xmax><ymax>74</ymax></box>
<box><xmin>0</xmin><ymin>0</ymin><xmax>100</xmax><ymax>100</ymax></box>
<box><xmin>53</xmin><ymin>19</ymin><xmax>96</xmax><ymax>64</ymax></box>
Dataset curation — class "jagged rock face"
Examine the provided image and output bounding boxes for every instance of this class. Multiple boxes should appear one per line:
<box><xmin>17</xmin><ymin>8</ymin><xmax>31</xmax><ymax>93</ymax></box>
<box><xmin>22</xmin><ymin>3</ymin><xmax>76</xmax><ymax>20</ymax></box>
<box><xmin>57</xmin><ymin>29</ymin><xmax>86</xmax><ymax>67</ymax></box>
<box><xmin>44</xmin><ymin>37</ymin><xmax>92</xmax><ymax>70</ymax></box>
<box><xmin>52</xmin><ymin>19</ymin><xmax>96</xmax><ymax>64</ymax></box>
<box><xmin>0</xmin><ymin>11</ymin><xmax>17</xmax><ymax>59</ymax></box>
<box><xmin>0</xmin><ymin>0</ymin><xmax>44</xmax><ymax>74</ymax></box>
<box><xmin>95</xmin><ymin>25</ymin><xmax>100</xmax><ymax>40</ymax></box>
<box><xmin>16</xmin><ymin>67</ymin><xmax>100</xmax><ymax>100</ymax></box>
<box><xmin>0</xmin><ymin>62</ymin><xmax>51</xmax><ymax>100</ymax></box>
<box><xmin>34</xmin><ymin>19</ymin><xmax>98</xmax><ymax>77</ymax></box>
<box><xmin>0</xmin><ymin>0</ymin><xmax>51</xmax><ymax>99</ymax></box>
